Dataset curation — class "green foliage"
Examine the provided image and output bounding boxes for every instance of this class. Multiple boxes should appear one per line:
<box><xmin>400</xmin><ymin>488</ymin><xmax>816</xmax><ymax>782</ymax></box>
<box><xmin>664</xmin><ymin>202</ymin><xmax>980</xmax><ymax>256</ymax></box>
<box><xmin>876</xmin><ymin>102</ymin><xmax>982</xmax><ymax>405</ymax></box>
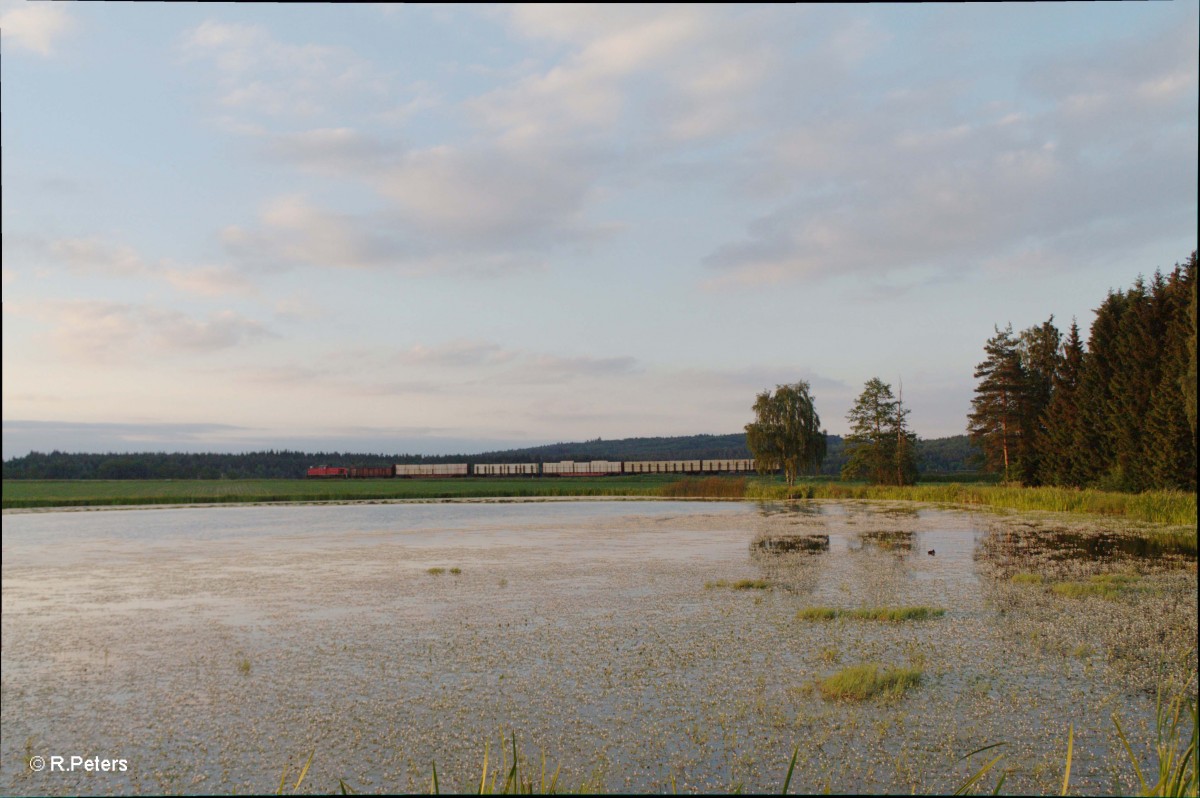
<box><xmin>976</xmin><ymin>252</ymin><xmax>1196</xmax><ymax>493</ymax></box>
<box><xmin>969</xmin><ymin>325</ymin><xmax>1027</xmax><ymax>483</ymax></box>
<box><xmin>842</xmin><ymin>378</ymin><xmax>918</xmax><ymax>485</ymax></box>
<box><xmin>745</xmin><ymin>382</ymin><xmax>826</xmax><ymax>486</ymax></box>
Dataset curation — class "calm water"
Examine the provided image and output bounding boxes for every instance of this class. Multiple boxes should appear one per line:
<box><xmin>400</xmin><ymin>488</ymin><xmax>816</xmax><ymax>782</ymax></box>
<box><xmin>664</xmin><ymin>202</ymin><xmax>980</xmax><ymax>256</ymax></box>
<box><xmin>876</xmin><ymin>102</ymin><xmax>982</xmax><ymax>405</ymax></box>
<box><xmin>2</xmin><ymin>501</ymin><xmax>1195</xmax><ymax>794</ymax></box>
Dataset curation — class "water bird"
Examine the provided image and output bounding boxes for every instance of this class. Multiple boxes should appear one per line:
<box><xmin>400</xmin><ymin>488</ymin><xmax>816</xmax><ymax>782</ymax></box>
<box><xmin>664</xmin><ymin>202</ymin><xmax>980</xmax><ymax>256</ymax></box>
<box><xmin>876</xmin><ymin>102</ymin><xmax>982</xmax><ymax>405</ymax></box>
<box><xmin>927</xmin><ymin>549</ymin><xmax>935</xmax><ymax>556</ymax></box>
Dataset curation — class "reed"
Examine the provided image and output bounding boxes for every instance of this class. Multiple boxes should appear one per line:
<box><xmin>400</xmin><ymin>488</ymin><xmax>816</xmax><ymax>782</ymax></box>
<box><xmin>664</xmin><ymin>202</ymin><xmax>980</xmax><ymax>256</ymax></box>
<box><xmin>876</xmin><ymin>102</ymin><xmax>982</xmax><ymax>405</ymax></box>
<box><xmin>660</xmin><ymin>477</ymin><xmax>747</xmax><ymax>499</ymax></box>
<box><xmin>743</xmin><ymin>481</ymin><xmax>1197</xmax><ymax>529</ymax></box>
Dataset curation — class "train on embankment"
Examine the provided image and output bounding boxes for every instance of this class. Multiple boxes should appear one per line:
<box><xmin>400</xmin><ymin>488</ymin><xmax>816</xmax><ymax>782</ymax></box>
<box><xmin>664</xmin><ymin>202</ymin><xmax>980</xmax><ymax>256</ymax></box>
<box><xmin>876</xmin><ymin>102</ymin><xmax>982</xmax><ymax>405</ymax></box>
<box><xmin>306</xmin><ymin>459</ymin><xmax>755</xmax><ymax>478</ymax></box>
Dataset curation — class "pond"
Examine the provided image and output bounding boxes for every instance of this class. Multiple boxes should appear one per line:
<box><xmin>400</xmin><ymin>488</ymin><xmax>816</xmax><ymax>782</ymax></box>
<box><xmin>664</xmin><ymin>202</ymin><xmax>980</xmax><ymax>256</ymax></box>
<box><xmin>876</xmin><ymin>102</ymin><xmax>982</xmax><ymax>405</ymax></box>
<box><xmin>1</xmin><ymin>501</ymin><xmax>1195</xmax><ymax>794</ymax></box>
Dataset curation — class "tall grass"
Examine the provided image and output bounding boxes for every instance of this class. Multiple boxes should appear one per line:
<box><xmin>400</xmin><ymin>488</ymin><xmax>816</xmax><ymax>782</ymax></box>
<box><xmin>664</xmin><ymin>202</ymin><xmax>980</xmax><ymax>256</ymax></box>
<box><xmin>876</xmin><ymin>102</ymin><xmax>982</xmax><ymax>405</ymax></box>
<box><xmin>744</xmin><ymin>481</ymin><xmax>1197</xmax><ymax>529</ymax></box>
<box><xmin>659</xmin><ymin>477</ymin><xmax>747</xmax><ymax>498</ymax></box>
<box><xmin>818</xmin><ymin>664</ymin><xmax>923</xmax><ymax>701</ymax></box>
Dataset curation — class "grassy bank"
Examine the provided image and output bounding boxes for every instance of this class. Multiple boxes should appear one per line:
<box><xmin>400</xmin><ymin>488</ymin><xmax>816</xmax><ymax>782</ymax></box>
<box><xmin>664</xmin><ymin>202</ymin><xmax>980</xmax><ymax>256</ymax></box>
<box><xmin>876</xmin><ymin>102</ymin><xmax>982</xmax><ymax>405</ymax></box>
<box><xmin>3</xmin><ymin>477</ymin><xmax>1196</xmax><ymax>532</ymax></box>
<box><xmin>745</xmin><ymin>480</ymin><xmax>1198</xmax><ymax>527</ymax></box>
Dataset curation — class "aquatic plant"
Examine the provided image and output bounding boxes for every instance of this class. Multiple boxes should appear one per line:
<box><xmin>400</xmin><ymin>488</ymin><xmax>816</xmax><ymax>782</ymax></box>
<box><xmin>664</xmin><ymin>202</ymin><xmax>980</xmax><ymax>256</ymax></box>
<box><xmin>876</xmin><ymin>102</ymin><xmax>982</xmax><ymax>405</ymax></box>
<box><xmin>450</xmin><ymin>567</ymin><xmax>462</xmax><ymax>575</ymax></box>
<box><xmin>797</xmin><ymin>606</ymin><xmax>945</xmax><ymax>622</ymax></box>
<box><xmin>429</xmin><ymin>731</ymin><xmax>603</xmax><ymax>794</ymax></box>
<box><xmin>705</xmin><ymin>578</ymin><xmax>771</xmax><ymax>590</ymax></box>
<box><xmin>1051</xmin><ymin>573</ymin><xmax>1142</xmax><ymax>600</ymax></box>
<box><xmin>817</xmin><ymin>664</ymin><xmax>922</xmax><ymax>701</ymax></box>
<box><xmin>1113</xmin><ymin>689</ymin><xmax>1199</xmax><ymax>797</ymax></box>
<box><xmin>1010</xmin><ymin>572</ymin><xmax>1044</xmax><ymax>584</ymax></box>
<box><xmin>428</xmin><ymin>567</ymin><xmax>446</xmax><ymax>576</ymax></box>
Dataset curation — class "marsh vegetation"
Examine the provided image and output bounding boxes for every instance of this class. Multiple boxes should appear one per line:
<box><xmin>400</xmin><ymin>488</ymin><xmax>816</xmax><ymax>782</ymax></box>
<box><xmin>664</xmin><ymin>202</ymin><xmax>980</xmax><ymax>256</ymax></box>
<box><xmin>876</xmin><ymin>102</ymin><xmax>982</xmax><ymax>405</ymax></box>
<box><xmin>1</xmin><ymin>500</ymin><xmax>1194</xmax><ymax>795</ymax></box>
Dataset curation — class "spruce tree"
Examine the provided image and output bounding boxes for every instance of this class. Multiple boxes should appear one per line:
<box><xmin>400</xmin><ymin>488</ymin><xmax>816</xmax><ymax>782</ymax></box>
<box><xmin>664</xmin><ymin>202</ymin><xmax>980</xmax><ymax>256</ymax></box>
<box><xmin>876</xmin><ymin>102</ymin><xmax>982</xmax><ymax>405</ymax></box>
<box><xmin>1037</xmin><ymin>320</ymin><xmax>1086</xmax><ymax>486</ymax></box>
<box><xmin>1144</xmin><ymin>259</ymin><xmax>1197</xmax><ymax>490</ymax></box>
<box><xmin>1075</xmin><ymin>290</ymin><xmax>1129</xmax><ymax>487</ymax></box>
<box><xmin>968</xmin><ymin>325</ymin><xmax>1027</xmax><ymax>483</ymax></box>
<box><xmin>1017</xmin><ymin>317</ymin><xmax>1062</xmax><ymax>485</ymax></box>
<box><xmin>842</xmin><ymin>378</ymin><xmax>917</xmax><ymax>485</ymax></box>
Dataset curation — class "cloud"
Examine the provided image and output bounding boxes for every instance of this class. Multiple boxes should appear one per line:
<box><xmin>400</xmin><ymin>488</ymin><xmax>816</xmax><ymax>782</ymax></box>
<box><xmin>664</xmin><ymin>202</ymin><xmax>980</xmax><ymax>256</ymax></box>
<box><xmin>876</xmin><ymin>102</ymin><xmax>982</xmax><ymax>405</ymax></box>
<box><xmin>14</xmin><ymin>300</ymin><xmax>274</xmax><ymax>362</ymax></box>
<box><xmin>262</xmin><ymin>127</ymin><xmax>402</xmax><ymax>176</ymax></box>
<box><xmin>14</xmin><ymin>235</ymin><xmax>260</xmax><ymax>298</ymax></box>
<box><xmin>703</xmin><ymin>13</ymin><xmax>1197</xmax><ymax>288</ymax></box>
<box><xmin>179</xmin><ymin>20</ymin><xmax>387</xmax><ymax>119</ymax></box>
<box><xmin>49</xmin><ymin>238</ymin><xmax>146</xmax><ymax>275</ymax></box>
<box><xmin>0</xmin><ymin>1</ymin><xmax>74</xmax><ymax>56</ymax></box>
<box><xmin>221</xmin><ymin>195</ymin><xmax>415</xmax><ymax>271</ymax></box>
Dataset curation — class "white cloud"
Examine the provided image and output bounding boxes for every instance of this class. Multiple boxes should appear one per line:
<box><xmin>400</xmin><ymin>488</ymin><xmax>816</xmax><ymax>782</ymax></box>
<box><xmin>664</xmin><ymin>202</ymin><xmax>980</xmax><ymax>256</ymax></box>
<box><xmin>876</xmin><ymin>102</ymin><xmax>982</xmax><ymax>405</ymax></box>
<box><xmin>179</xmin><ymin>20</ymin><xmax>386</xmax><ymax>120</ymax></box>
<box><xmin>49</xmin><ymin>238</ymin><xmax>145</xmax><ymax>275</ymax></box>
<box><xmin>13</xmin><ymin>300</ymin><xmax>273</xmax><ymax>363</ymax></box>
<box><xmin>0</xmin><ymin>1</ymin><xmax>74</xmax><ymax>56</ymax></box>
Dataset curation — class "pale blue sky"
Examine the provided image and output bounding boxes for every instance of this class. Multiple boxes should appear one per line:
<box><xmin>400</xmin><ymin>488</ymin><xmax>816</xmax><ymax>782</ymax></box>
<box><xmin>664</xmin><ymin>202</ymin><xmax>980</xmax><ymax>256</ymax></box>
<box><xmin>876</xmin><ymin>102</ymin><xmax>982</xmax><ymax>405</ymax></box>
<box><xmin>3</xmin><ymin>3</ymin><xmax>1197</xmax><ymax>458</ymax></box>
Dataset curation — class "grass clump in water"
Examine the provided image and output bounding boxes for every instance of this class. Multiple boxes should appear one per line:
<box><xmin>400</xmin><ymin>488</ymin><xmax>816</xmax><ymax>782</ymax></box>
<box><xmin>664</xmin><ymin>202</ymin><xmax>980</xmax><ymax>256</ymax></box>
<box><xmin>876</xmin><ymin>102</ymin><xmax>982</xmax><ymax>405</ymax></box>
<box><xmin>706</xmin><ymin>578</ymin><xmax>771</xmax><ymax>590</ymax></box>
<box><xmin>427</xmin><ymin>567</ymin><xmax>446</xmax><ymax>576</ymax></box>
<box><xmin>818</xmin><ymin>664</ymin><xmax>922</xmax><ymax>701</ymax></box>
<box><xmin>1051</xmin><ymin>573</ymin><xmax>1141</xmax><ymax>599</ymax></box>
<box><xmin>449</xmin><ymin>567</ymin><xmax>462</xmax><ymax>575</ymax></box>
<box><xmin>797</xmin><ymin>606</ymin><xmax>945</xmax><ymax>622</ymax></box>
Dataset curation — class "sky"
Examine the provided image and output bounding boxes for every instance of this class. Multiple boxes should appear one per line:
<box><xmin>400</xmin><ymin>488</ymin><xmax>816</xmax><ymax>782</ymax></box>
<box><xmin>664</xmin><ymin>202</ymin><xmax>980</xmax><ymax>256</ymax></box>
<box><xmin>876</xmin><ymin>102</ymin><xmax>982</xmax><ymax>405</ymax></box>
<box><xmin>2</xmin><ymin>3</ymin><xmax>1197</xmax><ymax>460</ymax></box>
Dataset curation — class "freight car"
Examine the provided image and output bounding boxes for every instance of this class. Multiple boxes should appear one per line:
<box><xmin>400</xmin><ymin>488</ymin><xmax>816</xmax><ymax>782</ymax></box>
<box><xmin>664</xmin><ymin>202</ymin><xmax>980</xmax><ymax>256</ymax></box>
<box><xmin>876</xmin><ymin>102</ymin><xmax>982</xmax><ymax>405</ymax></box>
<box><xmin>309</xmin><ymin>459</ymin><xmax>756</xmax><ymax>478</ymax></box>
<box><xmin>542</xmin><ymin>460</ymin><xmax>623</xmax><ymax>476</ymax></box>
<box><xmin>395</xmin><ymin>463</ymin><xmax>470</xmax><ymax>478</ymax></box>
<box><xmin>306</xmin><ymin>466</ymin><xmax>349</xmax><ymax>478</ymax></box>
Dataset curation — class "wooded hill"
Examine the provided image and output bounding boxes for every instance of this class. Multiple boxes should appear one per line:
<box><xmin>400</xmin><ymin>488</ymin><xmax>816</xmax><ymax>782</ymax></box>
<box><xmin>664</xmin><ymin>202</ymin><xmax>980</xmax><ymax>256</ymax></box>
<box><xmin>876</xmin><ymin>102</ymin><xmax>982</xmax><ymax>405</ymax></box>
<box><xmin>2</xmin><ymin>434</ymin><xmax>980</xmax><ymax>480</ymax></box>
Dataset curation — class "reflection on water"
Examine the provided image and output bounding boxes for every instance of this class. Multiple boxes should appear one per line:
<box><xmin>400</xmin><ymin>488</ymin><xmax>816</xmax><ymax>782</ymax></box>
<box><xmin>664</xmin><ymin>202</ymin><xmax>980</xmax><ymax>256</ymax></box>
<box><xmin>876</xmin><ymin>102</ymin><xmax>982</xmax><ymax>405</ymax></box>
<box><xmin>750</xmin><ymin>534</ymin><xmax>830</xmax><ymax>553</ymax></box>
<box><xmin>1</xmin><ymin>501</ymin><xmax>1194</xmax><ymax>796</ymax></box>
<box><xmin>853</xmin><ymin>530</ymin><xmax>915</xmax><ymax>553</ymax></box>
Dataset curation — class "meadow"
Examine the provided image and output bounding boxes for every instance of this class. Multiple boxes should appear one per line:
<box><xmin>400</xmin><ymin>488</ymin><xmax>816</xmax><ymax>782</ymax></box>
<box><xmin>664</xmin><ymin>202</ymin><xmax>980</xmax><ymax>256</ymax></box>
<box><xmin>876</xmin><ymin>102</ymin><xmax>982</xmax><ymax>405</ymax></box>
<box><xmin>4</xmin><ymin>475</ymin><xmax>1195</xmax><ymax>532</ymax></box>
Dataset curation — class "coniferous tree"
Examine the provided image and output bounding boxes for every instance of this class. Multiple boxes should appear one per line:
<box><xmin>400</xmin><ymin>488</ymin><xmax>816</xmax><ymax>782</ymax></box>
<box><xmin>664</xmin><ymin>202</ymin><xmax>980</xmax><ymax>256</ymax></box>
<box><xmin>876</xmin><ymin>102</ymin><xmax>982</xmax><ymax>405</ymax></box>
<box><xmin>1016</xmin><ymin>317</ymin><xmax>1062</xmax><ymax>485</ymax></box>
<box><xmin>968</xmin><ymin>325</ymin><xmax>1027</xmax><ymax>483</ymax></box>
<box><xmin>1037</xmin><ymin>320</ymin><xmax>1086</xmax><ymax>486</ymax></box>
<box><xmin>1183</xmin><ymin>253</ymin><xmax>1197</xmax><ymax>440</ymax></box>
<box><xmin>842</xmin><ymin>378</ymin><xmax>918</xmax><ymax>485</ymax></box>
<box><xmin>1075</xmin><ymin>290</ymin><xmax>1129</xmax><ymax>487</ymax></box>
<box><xmin>1144</xmin><ymin>259</ymin><xmax>1197</xmax><ymax>490</ymax></box>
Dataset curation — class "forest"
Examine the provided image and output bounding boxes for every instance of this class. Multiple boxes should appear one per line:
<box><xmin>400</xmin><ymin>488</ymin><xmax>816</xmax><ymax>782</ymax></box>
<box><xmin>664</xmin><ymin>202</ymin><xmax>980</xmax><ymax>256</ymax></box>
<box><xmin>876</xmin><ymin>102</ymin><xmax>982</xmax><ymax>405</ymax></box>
<box><xmin>0</xmin><ymin>433</ymin><xmax>982</xmax><ymax>480</ymax></box>
<box><xmin>969</xmin><ymin>252</ymin><xmax>1196</xmax><ymax>491</ymax></box>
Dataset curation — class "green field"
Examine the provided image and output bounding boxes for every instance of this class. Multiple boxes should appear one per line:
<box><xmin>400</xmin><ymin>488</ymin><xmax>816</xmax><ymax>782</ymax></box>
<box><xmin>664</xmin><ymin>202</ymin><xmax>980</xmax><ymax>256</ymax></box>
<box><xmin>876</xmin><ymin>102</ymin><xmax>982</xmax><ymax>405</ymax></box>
<box><xmin>0</xmin><ymin>476</ymin><xmax>680</xmax><ymax>508</ymax></box>
<box><xmin>3</xmin><ymin>476</ymin><xmax>1196</xmax><ymax>534</ymax></box>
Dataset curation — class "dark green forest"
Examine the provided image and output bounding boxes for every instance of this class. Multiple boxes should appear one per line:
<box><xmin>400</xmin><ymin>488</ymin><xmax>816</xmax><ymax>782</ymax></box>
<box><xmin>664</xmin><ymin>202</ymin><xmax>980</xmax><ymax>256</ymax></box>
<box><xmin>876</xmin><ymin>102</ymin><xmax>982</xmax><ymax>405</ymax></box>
<box><xmin>969</xmin><ymin>251</ymin><xmax>1196</xmax><ymax>491</ymax></box>
<box><xmin>1</xmin><ymin>433</ymin><xmax>981</xmax><ymax>480</ymax></box>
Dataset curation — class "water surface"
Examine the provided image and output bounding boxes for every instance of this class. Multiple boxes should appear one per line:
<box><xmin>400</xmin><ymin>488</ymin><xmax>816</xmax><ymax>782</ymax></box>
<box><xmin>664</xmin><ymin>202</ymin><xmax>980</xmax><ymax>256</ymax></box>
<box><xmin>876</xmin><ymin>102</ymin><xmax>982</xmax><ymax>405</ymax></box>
<box><xmin>2</xmin><ymin>501</ymin><xmax>1194</xmax><ymax>794</ymax></box>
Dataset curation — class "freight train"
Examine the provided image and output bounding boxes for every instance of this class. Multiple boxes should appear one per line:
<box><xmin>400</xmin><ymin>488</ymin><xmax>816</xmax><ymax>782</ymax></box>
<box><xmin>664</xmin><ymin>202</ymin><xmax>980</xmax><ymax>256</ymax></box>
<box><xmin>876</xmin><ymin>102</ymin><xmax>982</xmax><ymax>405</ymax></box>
<box><xmin>306</xmin><ymin>459</ymin><xmax>755</xmax><ymax>478</ymax></box>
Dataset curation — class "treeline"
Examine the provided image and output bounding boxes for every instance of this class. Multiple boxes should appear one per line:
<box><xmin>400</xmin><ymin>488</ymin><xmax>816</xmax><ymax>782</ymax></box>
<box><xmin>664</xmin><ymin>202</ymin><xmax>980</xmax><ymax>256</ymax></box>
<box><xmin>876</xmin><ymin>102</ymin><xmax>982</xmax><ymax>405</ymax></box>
<box><xmin>0</xmin><ymin>450</ymin><xmax>464</xmax><ymax>480</ymax></box>
<box><xmin>969</xmin><ymin>252</ymin><xmax>1196</xmax><ymax>491</ymax></box>
<box><xmin>2</xmin><ymin>434</ymin><xmax>981</xmax><ymax>480</ymax></box>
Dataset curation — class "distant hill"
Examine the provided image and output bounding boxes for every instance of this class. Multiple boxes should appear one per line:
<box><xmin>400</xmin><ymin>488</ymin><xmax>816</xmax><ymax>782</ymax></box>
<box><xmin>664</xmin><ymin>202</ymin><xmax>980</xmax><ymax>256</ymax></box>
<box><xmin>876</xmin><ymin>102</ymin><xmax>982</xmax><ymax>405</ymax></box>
<box><xmin>2</xmin><ymin>434</ymin><xmax>980</xmax><ymax>479</ymax></box>
<box><xmin>476</xmin><ymin>433</ymin><xmax>980</xmax><ymax>476</ymax></box>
